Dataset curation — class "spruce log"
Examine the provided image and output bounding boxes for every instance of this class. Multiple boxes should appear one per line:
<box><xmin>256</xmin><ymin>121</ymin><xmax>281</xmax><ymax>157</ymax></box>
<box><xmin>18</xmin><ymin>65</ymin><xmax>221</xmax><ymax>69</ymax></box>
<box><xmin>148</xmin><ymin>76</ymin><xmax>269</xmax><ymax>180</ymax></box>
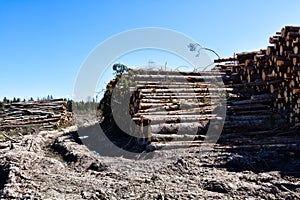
<box><xmin>150</xmin><ymin>141</ymin><xmax>204</xmax><ymax>149</ymax></box>
<box><xmin>150</xmin><ymin>122</ymin><xmax>208</xmax><ymax>134</ymax></box>
<box><xmin>216</xmin><ymin>143</ymin><xmax>300</xmax><ymax>151</ymax></box>
<box><xmin>133</xmin><ymin>114</ymin><xmax>218</xmax><ymax>123</ymax></box>
<box><xmin>134</xmin><ymin>107</ymin><xmax>212</xmax><ymax>116</ymax></box>
<box><xmin>151</xmin><ymin>133</ymin><xmax>205</xmax><ymax>142</ymax></box>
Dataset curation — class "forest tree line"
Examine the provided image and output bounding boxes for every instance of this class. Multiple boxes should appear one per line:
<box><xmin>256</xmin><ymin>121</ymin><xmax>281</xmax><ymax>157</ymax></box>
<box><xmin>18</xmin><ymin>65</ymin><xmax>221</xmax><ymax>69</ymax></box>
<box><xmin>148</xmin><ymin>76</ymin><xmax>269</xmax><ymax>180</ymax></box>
<box><xmin>0</xmin><ymin>64</ymin><xmax>129</xmax><ymax>113</ymax></box>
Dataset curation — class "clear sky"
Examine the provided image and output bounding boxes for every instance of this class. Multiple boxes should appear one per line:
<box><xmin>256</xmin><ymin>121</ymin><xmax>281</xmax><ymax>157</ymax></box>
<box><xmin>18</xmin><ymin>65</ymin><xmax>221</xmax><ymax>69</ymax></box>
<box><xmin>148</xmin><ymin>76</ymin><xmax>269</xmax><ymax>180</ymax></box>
<box><xmin>1</xmin><ymin>0</ymin><xmax>300</xmax><ymax>101</ymax></box>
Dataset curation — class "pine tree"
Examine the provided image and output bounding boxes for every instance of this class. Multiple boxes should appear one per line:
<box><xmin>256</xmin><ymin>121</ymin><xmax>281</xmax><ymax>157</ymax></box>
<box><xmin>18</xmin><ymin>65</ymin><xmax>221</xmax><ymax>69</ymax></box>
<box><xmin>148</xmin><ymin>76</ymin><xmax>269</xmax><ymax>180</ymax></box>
<box><xmin>3</xmin><ymin>97</ymin><xmax>8</xmax><ymax>104</ymax></box>
<box><xmin>66</xmin><ymin>100</ymin><xmax>73</xmax><ymax>112</ymax></box>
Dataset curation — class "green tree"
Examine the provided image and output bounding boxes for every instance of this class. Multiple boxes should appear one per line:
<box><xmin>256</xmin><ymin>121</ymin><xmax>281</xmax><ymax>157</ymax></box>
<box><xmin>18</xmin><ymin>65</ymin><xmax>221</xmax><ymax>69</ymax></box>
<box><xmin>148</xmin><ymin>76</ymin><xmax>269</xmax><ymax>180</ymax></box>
<box><xmin>112</xmin><ymin>63</ymin><xmax>128</xmax><ymax>75</ymax></box>
<box><xmin>66</xmin><ymin>100</ymin><xmax>73</xmax><ymax>112</ymax></box>
<box><xmin>3</xmin><ymin>97</ymin><xmax>9</xmax><ymax>104</ymax></box>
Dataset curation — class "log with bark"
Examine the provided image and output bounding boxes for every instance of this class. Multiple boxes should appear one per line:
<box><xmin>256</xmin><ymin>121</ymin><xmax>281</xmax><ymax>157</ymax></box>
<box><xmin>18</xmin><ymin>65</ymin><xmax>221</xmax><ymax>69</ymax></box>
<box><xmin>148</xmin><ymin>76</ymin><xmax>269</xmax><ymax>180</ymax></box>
<box><xmin>98</xmin><ymin>26</ymin><xmax>300</xmax><ymax>150</ymax></box>
<box><xmin>0</xmin><ymin>99</ymin><xmax>74</xmax><ymax>130</ymax></box>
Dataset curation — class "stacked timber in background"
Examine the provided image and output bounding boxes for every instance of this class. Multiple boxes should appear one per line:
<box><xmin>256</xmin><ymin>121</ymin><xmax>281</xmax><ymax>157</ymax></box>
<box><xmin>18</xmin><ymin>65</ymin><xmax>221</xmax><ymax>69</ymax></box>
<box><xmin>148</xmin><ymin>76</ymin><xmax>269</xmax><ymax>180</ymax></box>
<box><xmin>0</xmin><ymin>99</ymin><xmax>73</xmax><ymax>130</ymax></box>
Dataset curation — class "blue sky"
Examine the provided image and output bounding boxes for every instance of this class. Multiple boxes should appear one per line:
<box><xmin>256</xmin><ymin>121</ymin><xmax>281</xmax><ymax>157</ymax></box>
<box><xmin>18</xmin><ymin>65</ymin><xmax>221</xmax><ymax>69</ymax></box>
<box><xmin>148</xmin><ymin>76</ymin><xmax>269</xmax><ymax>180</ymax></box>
<box><xmin>1</xmin><ymin>0</ymin><xmax>300</xmax><ymax>101</ymax></box>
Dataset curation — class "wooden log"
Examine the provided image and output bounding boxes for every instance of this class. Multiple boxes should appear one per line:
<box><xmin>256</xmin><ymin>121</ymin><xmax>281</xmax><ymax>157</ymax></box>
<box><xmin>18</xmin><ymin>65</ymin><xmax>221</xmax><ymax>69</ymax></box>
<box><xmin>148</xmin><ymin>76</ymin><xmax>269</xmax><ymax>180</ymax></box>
<box><xmin>287</xmin><ymin>31</ymin><xmax>300</xmax><ymax>40</ymax></box>
<box><xmin>216</xmin><ymin>143</ymin><xmax>300</xmax><ymax>151</ymax></box>
<box><xmin>236</xmin><ymin>51</ymin><xmax>258</xmax><ymax>61</ymax></box>
<box><xmin>227</xmin><ymin>104</ymin><xmax>270</xmax><ymax>111</ymax></box>
<box><xmin>139</xmin><ymin>102</ymin><xmax>213</xmax><ymax>110</ymax></box>
<box><xmin>138</xmin><ymin>104</ymin><xmax>181</xmax><ymax>113</ymax></box>
<box><xmin>220</xmin><ymin>135</ymin><xmax>300</xmax><ymax>145</ymax></box>
<box><xmin>129</xmin><ymin>68</ymin><xmax>225</xmax><ymax>76</ymax></box>
<box><xmin>133</xmin><ymin>114</ymin><xmax>218</xmax><ymax>123</ymax></box>
<box><xmin>0</xmin><ymin>141</ymin><xmax>10</xmax><ymax>149</ymax></box>
<box><xmin>133</xmin><ymin>74</ymin><xmax>223</xmax><ymax>82</ymax></box>
<box><xmin>151</xmin><ymin>133</ymin><xmax>204</xmax><ymax>142</ymax></box>
<box><xmin>150</xmin><ymin>122</ymin><xmax>208</xmax><ymax>134</ymax></box>
<box><xmin>227</xmin><ymin>109</ymin><xmax>272</xmax><ymax>115</ymax></box>
<box><xmin>220</xmin><ymin>128</ymin><xmax>295</xmax><ymax>138</ymax></box>
<box><xmin>222</xmin><ymin>118</ymin><xmax>287</xmax><ymax>133</ymax></box>
<box><xmin>135</xmin><ymin>83</ymin><xmax>210</xmax><ymax>88</ymax></box>
<box><xmin>139</xmin><ymin>88</ymin><xmax>231</xmax><ymax>93</ymax></box>
<box><xmin>289</xmin><ymin>53</ymin><xmax>300</xmax><ymax>58</ymax></box>
<box><xmin>227</xmin><ymin>98</ymin><xmax>273</xmax><ymax>106</ymax></box>
<box><xmin>214</xmin><ymin>57</ymin><xmax>237</xmax><ymax>63</ymax></box>
<box><xmin>266</xmin><ymin>46</ymin><xmax>275</xmax><ymax>55</ymax></box>
<box><xmin>292</xmin><ymin>57</ymin><xmax>300</xmax><ymax>66</ymax></box>
<box><xmin>135</xmin><ymin>107</ymin><xmax>212</xmax><ymax>116</ymax></box>
<box><xmin>225</xmin><ymin>114</ymin><xmax>282</xmax><ymax>121</ymax></box>
<box><xmin>226</xmin><ymin>80</ymin><xmax>281</xmax><ymax>88</ymax></box>
<box><xmin>281</xmin><ymin>26</ymin><xmax>300</xmax><ymax>37</ymax></box>
<box><xmin>293</xmin><ymin>88</ymin><xmax>300</xmax><ymax>95</ymax></box>
<box><xmin>140</xmin><ymin>93</ymin><xmax>218</xmax><ymax>98</ymax></box>
<box><xmin>150</xmin><ymin>140</ymin><xmax>204</xmax><ymax>149</ymax></box>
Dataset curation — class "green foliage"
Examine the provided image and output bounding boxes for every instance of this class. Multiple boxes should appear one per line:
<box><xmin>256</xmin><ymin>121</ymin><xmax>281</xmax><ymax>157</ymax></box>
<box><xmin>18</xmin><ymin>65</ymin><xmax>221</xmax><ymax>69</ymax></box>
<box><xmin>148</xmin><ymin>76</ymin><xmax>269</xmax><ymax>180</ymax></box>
<box><xmin>72</xmin><ymin>100</ymin><xmax>97</xmax><ymax>112</ymax></box>
<box><xmin>97</xmin><ymin>63</ymin><xmax>132</xmax><ymax>120</ymax></box>
<box><xmin>3</xmin><ymin>97</ymin><xmax>9</xmax><ymax>104</ymax></box>
<box><xmin>112</xmin><ymin>63</ymin><xmax>128</xmax><ymax>75</ymax></box>
<box><xmin>66</xmin><ymin>100</ymin><xmax>73</xmax><ymax>112</ymax></box>
<box><xmin>12</xmin><ymin>97</ymin><xmax>20</xmax><ymax>103</ymax></box>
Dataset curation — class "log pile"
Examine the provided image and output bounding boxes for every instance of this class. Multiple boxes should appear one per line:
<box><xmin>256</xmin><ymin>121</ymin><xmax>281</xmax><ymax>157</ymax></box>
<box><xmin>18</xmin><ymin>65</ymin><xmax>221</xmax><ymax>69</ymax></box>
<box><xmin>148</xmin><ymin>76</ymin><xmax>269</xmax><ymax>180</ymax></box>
<box><xmin>0</xmin><ymin>99</ymin><xmax>74</xmax><ymax>130</ymax></box>
<box><xmin>215</xmin><ymin>26</ymin><xmax>300</xmax><ymax>127</ymax></box>
<box><xmin>213</xmin><ymin>26</ymin><xmax>300</xmax><ymax>150</ymax></box>
<box><xmin>128</xmin><ymin>69</ymin><xmax>223</xmax><ymax>147</ymax></box>
<box><xmin>101</xmin><ymin>25</ymin><xmax>300</xmax><ymax>150</ymax></box>
<box><xmin>106</xmin><ymin>68</ymin><xmax>287</xmax><ymax>149</ymax></box>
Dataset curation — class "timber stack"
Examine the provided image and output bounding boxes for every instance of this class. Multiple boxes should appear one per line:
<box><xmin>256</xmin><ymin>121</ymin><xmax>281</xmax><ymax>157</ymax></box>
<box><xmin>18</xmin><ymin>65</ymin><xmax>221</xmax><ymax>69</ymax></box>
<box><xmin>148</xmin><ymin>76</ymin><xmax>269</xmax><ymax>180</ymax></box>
<box><xmin>215</xmin><ymin>25</ymin><xmax>300</xmax><ymax>127</ymax></box>
<box><xmin>0</xmin><ymin>99</ymin><xmax>74</xmax><ymax>130</ymax></box>
<box><xmin>100</xmin><ymin>25</ymin><xmax>300</xmax><ymax>150</ymax></box>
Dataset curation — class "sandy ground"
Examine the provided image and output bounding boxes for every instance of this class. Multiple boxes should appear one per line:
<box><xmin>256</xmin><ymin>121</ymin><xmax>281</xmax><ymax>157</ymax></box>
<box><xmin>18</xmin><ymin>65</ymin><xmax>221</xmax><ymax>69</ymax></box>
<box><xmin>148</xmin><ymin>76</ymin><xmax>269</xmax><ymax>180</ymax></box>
<box><xmin>0</xmin><ymin>127</ymin><xmax>300</xmax><ymax>199</ymax></box>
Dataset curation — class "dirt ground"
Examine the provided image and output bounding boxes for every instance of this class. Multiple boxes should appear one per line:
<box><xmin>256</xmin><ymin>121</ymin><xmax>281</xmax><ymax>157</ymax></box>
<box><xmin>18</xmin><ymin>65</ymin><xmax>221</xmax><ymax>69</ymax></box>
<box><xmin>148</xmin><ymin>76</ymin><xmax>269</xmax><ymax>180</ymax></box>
<box><xmin>0</xmin><ymin>126</ymin><xmax>300</xmax><ymax>199</ymax></box>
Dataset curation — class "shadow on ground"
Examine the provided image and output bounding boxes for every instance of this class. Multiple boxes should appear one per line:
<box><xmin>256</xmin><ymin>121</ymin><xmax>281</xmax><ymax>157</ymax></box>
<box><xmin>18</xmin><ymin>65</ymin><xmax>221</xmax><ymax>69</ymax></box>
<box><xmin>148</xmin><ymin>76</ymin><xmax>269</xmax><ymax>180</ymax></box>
<box><xmin>75</xmin><ymin>123</ymin><xmax>156</xmax><ymax>159</ymax></box>
<box><xmin>207</xmin><ymin>149</ymin><xmax>300</xmax><ymax>179</ymax></box>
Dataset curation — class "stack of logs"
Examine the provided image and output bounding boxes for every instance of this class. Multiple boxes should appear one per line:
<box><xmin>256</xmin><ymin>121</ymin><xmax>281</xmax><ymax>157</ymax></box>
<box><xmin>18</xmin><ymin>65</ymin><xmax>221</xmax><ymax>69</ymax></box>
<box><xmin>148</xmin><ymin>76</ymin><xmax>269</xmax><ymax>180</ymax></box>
<box><xmin>107</xmin><ymin>68</ymin><xmax>287</xmax><ymax>149</ymax></box>
<box><xmin>213</xmin><ymin>26</ymin><xmax>300</xmax><ymax>150</ymax></box>
<box><xmin>0</xmin><ymin>99</ymin><xmax>73</xmax><ymax>130</ymax></box>
<box><xmin>128</xmin><ymin>70</ymin><xmax>223</xmax><ymax>148</ymax></box>
<box><xmin>102</xmin><ymin>26</ymin><xmax>300</xmax><ymax>150</ymax></box>
<box><xmin>215</xmin><ymin>26</ymin><xmax>300</xmax><ymax>127</ymax></box>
